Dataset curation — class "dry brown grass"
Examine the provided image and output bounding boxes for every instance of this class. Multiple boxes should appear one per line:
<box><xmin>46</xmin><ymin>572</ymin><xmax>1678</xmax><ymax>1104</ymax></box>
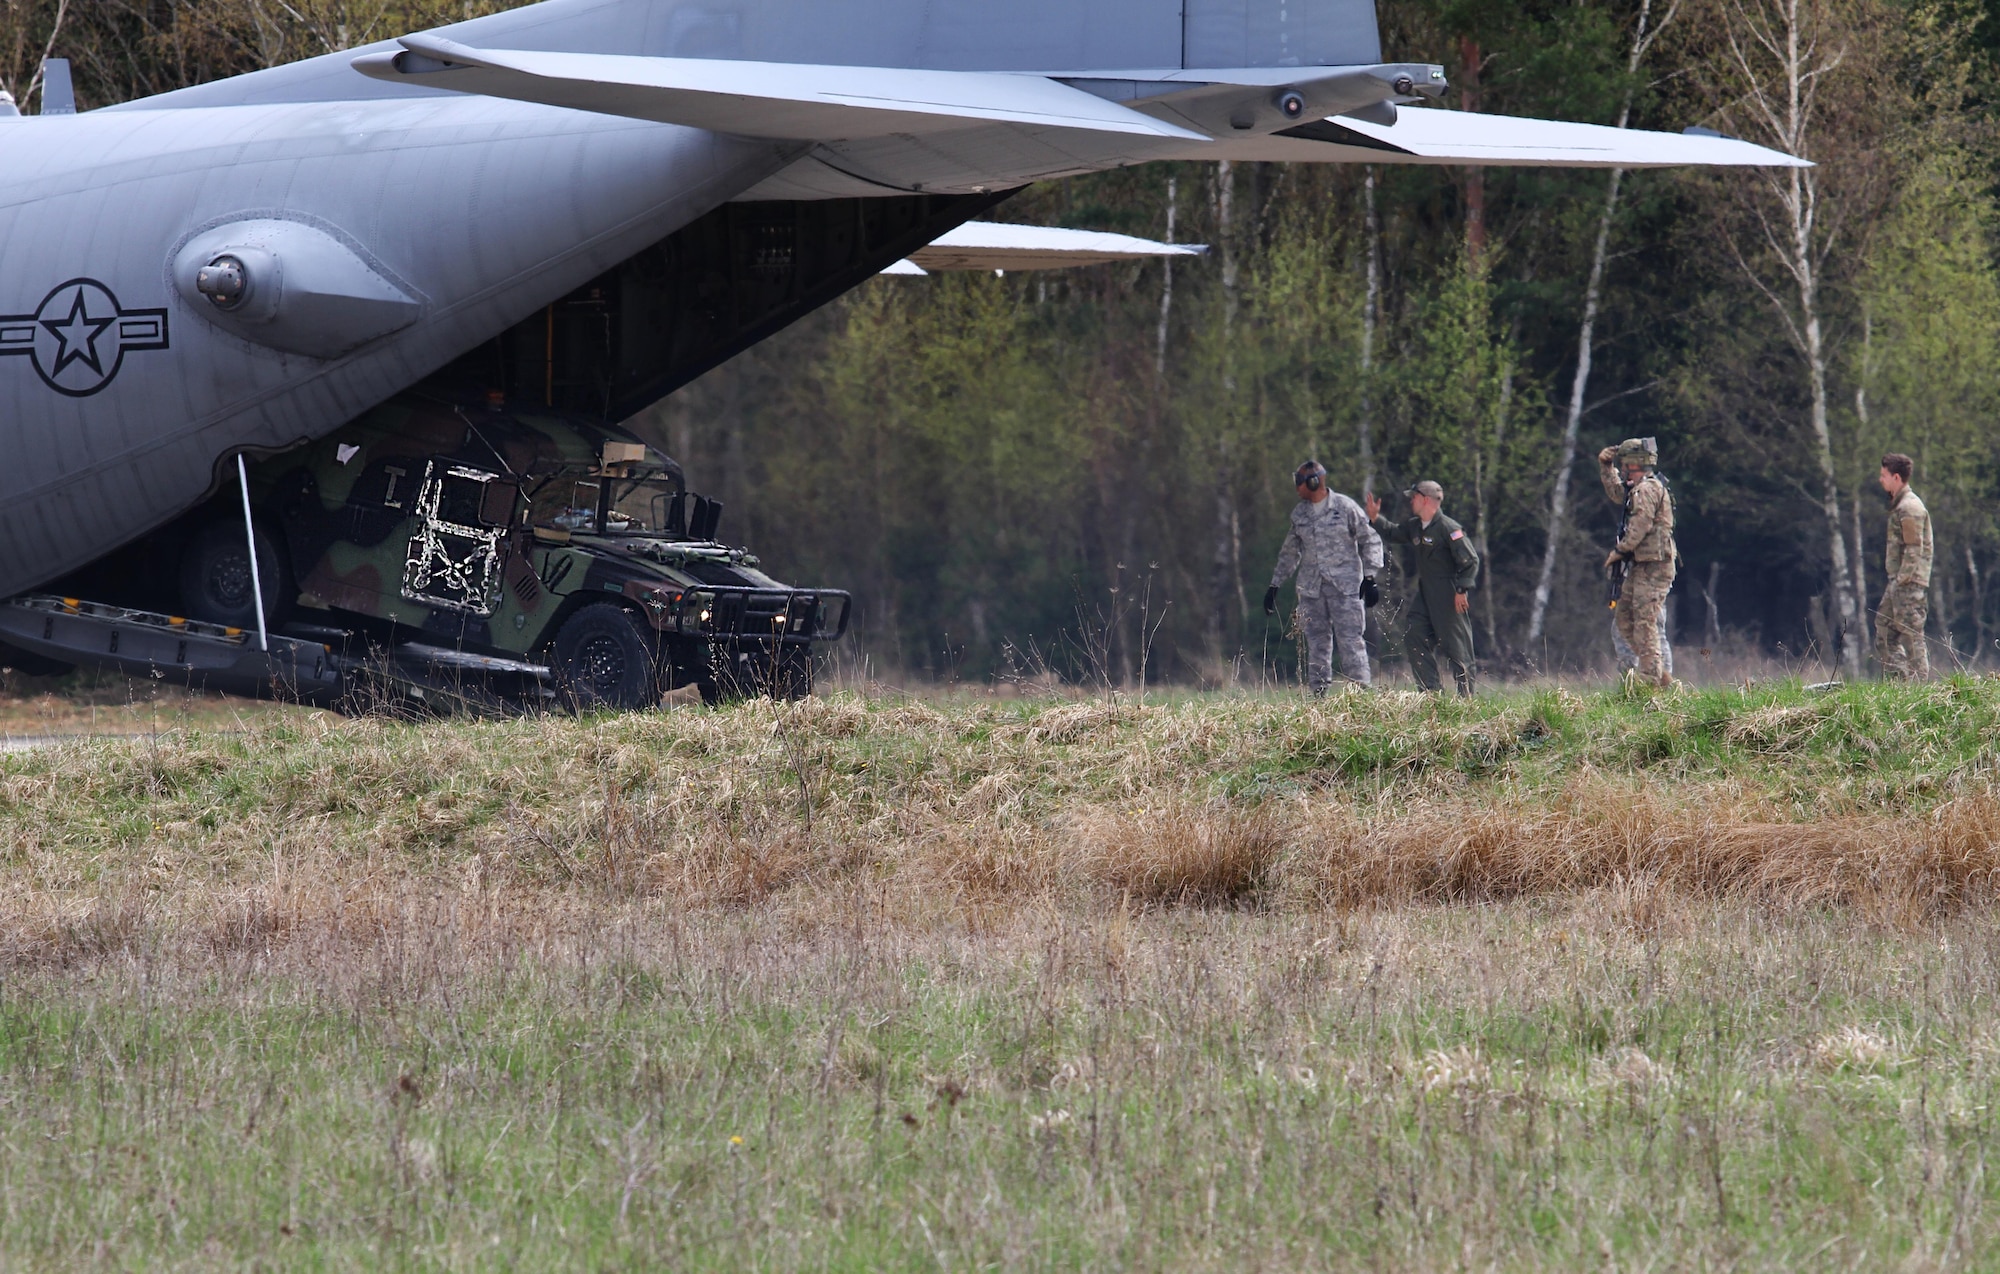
<box><xmin>1078</xmin><ymin>804</ymin><xmax>1284</xmax><ymax>905</ymax></box>
<box><xmin>450</xmin><ymin>778</ymin><xmax>2000</xmax><ymax>927</ymax></box>
<box><xmin>4</xmin><ymin>782</ymin><xmax>1989</xmax><ymax>976</ymax></box>
<box><xmin>1297</xmin><ymin>788</ymin><xmax>2000</xmax><ymax>920</ymax></box>
<box><xmin>5</xmin><ymin>686</ymin><xmax>1997</xmax><ymax>943</ymax></box>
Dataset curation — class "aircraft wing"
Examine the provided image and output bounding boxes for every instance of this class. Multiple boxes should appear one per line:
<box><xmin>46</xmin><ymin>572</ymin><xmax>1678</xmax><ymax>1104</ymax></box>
<box><xmin>1184</xmin><ymin>108</ymin><xmax>1809</xmax><ymax>168</ymax></box>
<box><xmin>882</xmin><ymin>223</ymin><xmax>1208</xmax><ymax>274</ymax></box>
<box><xmin>354</xmin><ymin>36</ymin><xmax>1207</xmax><ymax>143</ymax></box>
<box><xmin>354</xmin><ymin>39</ymin><xmax>1805</xmax><ymax>193</ymax></box>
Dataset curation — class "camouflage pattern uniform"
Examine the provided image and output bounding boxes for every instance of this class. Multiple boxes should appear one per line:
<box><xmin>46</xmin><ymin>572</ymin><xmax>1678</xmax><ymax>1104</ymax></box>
<box><xmin>1270</xmin><ymin>491</ymin><xmax>1384</xmax><ymax>691</ymax></box>
<box><xmin>1876</xmin><ymin>486</ymin><xmax>1933</xmax><ymax>679</ymax></box>
<box><xmin>1599</xmin><ymin>440</ymin><xmax>1677</xmax><ymax>687</ymax></box>
<box><xmin>1611</xmin><ymin>610</ymin><xmax>1672</xmax><ymax>678</ymax></box>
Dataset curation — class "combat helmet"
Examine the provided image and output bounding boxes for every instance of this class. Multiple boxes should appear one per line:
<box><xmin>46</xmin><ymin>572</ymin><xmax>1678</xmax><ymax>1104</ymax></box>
<box><xmin>1616</xmin><ymin>437</ymin><xmax>1659</xmax><ymax>469</ymax></box>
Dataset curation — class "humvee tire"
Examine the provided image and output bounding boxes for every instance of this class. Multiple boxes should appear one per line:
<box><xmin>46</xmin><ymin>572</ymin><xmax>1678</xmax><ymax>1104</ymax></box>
<box><xmin>179</xmin><ymin>520</ymin><xmax>290</xmax><ymax>630</ymax></box>
<box><xmin>552</xmin><ymin>603</ymin><xmax>665</xmax><ymax>711</ymax></box>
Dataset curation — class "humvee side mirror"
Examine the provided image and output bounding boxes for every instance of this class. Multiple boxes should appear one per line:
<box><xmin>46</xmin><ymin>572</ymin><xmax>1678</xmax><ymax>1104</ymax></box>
<box><xmin>664</xmin><ymin>491</ymin><xmax>688</xmax><ymax>538</ymax></box>
<box><xmin>692</xmin><ymin>497</ymin><xmax>723</xmax><ymax>541</ymax></box>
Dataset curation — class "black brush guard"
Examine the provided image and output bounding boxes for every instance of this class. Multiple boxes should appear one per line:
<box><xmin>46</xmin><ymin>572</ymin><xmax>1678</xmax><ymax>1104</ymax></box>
<box><xmin>675</xmin><ymin>587</ymin><xmax>852</xmax><ymax>646</ymax></box>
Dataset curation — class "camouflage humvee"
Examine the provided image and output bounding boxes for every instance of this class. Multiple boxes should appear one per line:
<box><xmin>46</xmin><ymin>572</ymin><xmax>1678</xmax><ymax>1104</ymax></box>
<box><xmin>180</xmin><ymin>394</ymin><xmax>849</xmax><ymax>708</ymax></box>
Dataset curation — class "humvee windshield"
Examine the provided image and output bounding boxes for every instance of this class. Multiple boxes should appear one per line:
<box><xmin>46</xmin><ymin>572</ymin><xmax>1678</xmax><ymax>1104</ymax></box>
<box><xmin>526</xmin><ymin>470</ymin><xmax>684</xmax><ymax>535</ymax></box>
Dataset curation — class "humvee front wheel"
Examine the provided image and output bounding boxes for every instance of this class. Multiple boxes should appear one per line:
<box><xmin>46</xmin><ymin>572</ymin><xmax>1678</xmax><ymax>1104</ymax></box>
<box><xmin>552</xmin><ymin>604</ymin><xmax>664</xmax><ymax>711</ymax></box>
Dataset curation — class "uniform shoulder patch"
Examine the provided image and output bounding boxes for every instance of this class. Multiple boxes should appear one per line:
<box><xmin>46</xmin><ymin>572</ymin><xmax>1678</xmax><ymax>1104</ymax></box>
<box><xmin>1449</xmin><ymin>528</ymin><xmax>1464</xmax><ymax>541</ymax></box>
<box><xmin>1902</xmin><ymin>517</ymin><xmax>1922</xmax><ymax>546</ymax></box>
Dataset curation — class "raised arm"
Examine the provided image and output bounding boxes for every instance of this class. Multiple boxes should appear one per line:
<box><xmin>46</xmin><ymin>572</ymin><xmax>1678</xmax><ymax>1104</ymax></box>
<box><xmin>1371</xmin><ymin>513</ymin><xmax>1414</xmax><ymax>546</ymax></box>
<box><xmin>1597</xmin><ymin>447</ymin><xmax>1627</xmax><ymax>507</ymax></box>
<box><xmin>1344</xmin><ymin>496</ymin><xmax>1385</xmax><ymax>572</ymax></box>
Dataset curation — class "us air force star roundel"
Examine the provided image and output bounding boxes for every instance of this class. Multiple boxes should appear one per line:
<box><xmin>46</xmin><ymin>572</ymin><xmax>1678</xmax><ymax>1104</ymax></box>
<box><xmin>0</xmin><ymin>279</ymin><xmax>170</xmax><ymax>397</ymax></box>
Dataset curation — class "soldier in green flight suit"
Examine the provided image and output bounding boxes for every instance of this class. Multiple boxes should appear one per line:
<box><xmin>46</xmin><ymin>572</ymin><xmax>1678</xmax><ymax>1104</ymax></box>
<box><xmin>1364</xmin><ymin>480</ymin><xmax>1481</xmax><ymax>695</ymax></box>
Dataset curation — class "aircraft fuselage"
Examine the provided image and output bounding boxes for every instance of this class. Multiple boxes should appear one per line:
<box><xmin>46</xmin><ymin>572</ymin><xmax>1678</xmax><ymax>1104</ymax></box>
<box><xmin>0</xmin><ymin>100</ymin><xmax>794</xmax><ymax>596</ymax></box>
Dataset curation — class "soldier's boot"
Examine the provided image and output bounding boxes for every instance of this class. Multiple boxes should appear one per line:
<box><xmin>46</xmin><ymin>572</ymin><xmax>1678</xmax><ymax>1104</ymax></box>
<box><xmin>1449</xmin><ymin>661</ymin><xmax>1475</xmax><ymax>696</ymax></box>
<box><xmin>1873</xmin><ymin>611</ymin><xmax>1901</xmax><ymax>678</ymax></box>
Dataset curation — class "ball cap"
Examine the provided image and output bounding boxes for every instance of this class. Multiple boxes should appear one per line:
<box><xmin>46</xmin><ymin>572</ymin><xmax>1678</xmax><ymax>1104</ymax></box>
<box><xmin>1405</xmin><ymin>479</ymin><xmax>1445</xmax><ymax>502</ymax></box>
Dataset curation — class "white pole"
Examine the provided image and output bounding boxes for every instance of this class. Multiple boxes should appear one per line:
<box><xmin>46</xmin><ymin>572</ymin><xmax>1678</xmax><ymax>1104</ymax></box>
<box><xmin>237</xmin><ymin>454</ymin><xmax>268</xmax><ymax>652</ymax></box>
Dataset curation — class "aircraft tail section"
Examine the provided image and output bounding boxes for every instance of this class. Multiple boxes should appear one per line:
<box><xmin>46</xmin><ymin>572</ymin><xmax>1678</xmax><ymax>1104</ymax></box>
<box><xmin>120</xmin><ymin>0</ymin><xmax>1382</xmax><ymax>110</ymax></box>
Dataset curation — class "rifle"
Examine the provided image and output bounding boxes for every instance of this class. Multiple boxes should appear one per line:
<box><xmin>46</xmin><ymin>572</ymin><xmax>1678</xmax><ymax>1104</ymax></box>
<box><xmin>1605</xmin><ymin>471</ymin><xmax>1654</xmax><ymax>610</ymax></box>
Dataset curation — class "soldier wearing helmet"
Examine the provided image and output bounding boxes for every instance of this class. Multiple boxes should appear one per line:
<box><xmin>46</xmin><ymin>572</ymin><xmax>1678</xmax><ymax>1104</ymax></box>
<box><xmin>1264</xmin><ymin>460</ymin><xmax>1383</xmax><ymax>694</ymax></box>
<box><xmin>1596</xmin><ymin>437</ymin><xmax>1678</xmax><ymax>688</ymax></box>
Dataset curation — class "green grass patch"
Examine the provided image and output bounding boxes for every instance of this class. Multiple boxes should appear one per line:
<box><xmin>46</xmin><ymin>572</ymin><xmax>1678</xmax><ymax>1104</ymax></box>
<box><xmin>0</xmin><ymin>907</ymin><xmax>1991</xmax><ymax>1268</ymax></box>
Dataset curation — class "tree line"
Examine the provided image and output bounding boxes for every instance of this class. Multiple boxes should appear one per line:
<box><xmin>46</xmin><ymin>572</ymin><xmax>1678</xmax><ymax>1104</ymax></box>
<box><xmin>7</xmin><ymin>0</ymin><xmax>1999</xmax><ymax>684</ymax></box>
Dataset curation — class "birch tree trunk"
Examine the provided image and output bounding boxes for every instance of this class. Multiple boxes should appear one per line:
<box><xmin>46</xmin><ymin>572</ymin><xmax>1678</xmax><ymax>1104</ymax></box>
<box><xmin>1849</xmin><ymin>481</ymin><xmax>1869</xmax><ymax>657</ymax></box>
<box><xmin>1524</xmin><ymin>0</ymin><xmax>1674</xmax><ymax>650</ymax></box>
<box><xmin>1475</xmin><ymin>357</ymin><xmax>1513</xmax><ymax>651</ymax></box>
<box><xmin>1799</xmin><ymin>230</ymin><xmax>1862</xmax><ymax>676</ymax></box>
<box><xmin>1156</xmin><ymin>175</ymin><xmax>1177</xmax><ymax>379</ymax></box>
<box><xmin>14</xmin><ymin>0</ymin><xmax>69</xmax><ymax>108</ymax></box>
<box><xmin>1523</xmin><ymin>166</ymin><xmax>1623</xmax><ymax>650</ymax></box>
<box><xmin>1718</xmin><ymin>0</ymin><xmax>1863</xmax><ymax>677</ymax></box>
<box><xmin>1208</xmin><ymin>161</ymin><xmax>1240</xmax><ymax>671</ymax></box>
<box><xmin>1358</xmin><ymin>167</ymin><xmax>1381</xmax><ymax>496</ymax></box>
<box><xmin>1851</xmin><ymin>313</ymin><xmax>1873</xmax><ymax>652</ymax></box>
<box><xmin>1968</xmin><ymin>544</ymin><xmax>1986</xmax><ymax>665</ymax></box>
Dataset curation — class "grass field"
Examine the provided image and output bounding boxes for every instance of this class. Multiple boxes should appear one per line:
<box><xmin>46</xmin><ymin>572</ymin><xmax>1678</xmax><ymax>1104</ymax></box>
<box><xmin>0</xmin><ymin>668</ymin><xmax>317</xmax><ymax>741</ymax></box>
<box><xmin>3</xmin><ymin>678</ymin><xmax>1999</xmax><ymax>1268</ymax></box>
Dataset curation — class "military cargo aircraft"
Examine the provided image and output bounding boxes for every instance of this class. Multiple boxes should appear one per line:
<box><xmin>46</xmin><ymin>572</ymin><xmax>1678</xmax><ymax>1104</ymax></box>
<box><xmin>0</xmin><ymin>0</ymin><xmax>1804</xmax><ymax>708</ymax></box>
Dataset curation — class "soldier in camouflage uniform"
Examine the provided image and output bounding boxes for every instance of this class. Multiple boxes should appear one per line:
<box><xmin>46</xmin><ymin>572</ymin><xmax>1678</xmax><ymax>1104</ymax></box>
<box><xmin>1597</xmin><ymin>437</ymin><xmax>1678</xmax><ymax>688</ymax></box>
<box><xmin>1265</xmin><ymin>460</ymin><xmax>1384</xmax><ymax>694</ymax></box>
<box><xmin>1364</xmin><ymin>481</ymin><xmax>1481</xmax><ymax>695</ymax></box>
<box><xmin>1875</xmin><ymin>452</ymin><xmax>1932</xmax><ymax>679</ymax></box>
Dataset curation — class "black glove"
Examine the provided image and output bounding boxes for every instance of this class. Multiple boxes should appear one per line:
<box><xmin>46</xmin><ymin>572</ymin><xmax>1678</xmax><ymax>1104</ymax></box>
<box><xmin>1359</xmin><ymin>576</ymin><xmax>1381</xmax><ymax>608</ymax></box>
<box><xmin>1262</xmin><ymin>586</ymin><xmax>1279</xmax><ymax>616</ymax></box>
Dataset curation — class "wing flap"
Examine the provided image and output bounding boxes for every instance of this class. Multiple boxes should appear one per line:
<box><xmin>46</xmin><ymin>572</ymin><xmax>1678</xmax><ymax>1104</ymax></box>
<box><xmin>354</xmin><ymin>37</ymin><xmax>1210</xmax><ymax>143</ymax></box>
<box><xmin>896</xmin><ymin>222</ymin><xmax>1207</xmax><ymax>272</ymax></box>
<box><xmin>1178</xmin><ymin>108</ymin><xmax>1808</xmax><ymax>167</ymax></box>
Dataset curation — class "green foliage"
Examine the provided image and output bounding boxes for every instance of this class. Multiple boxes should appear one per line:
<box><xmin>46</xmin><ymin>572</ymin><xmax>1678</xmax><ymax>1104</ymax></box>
<box><xmin>1854</xmin><ymin>149</ymin><xmax>2000</xmax><ymax>616</ymax></box>
<box><xmin>0</xmin><ymin>0</ymin><xmax>520</xmax><ymax>107</ymax></box>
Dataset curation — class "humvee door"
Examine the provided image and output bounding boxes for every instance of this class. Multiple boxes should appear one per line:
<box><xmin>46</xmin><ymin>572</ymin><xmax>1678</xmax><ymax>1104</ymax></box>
<box><xmin>401</xmin><ymin>462</ymin><xmax>520</xmax><ymax>615</ymax></box>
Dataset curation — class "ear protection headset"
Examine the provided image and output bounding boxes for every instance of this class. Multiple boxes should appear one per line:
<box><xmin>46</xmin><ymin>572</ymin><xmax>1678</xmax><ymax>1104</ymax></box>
<box><xmin>1294</xmin><ymin>461</ymin><xmax>1326</xmax><ymax>492</ymax></box>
